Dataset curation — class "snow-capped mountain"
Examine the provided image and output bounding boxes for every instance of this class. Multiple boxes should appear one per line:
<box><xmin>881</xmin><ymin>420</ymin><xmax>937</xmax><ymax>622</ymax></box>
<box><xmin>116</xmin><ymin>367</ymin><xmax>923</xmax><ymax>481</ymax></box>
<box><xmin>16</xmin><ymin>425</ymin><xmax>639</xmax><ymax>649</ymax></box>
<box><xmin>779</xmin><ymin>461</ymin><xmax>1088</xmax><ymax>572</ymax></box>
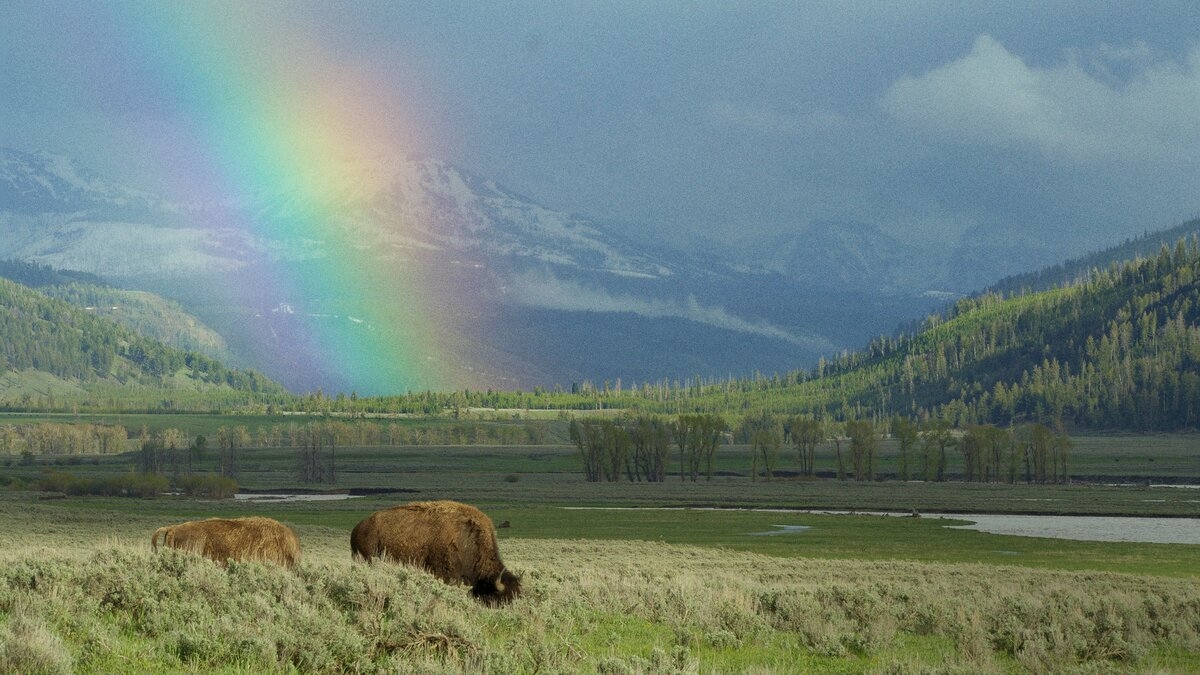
<box><xmin>0</xmin><ymin>146</ymin><xmax>944</xmax><ymax>392</ymax></box>
<box><xmin>0</xmin><ymin>148</ymin><xmax>165</xmax><ymax>214</ymax></box>
<box><xmin>250</xmin><ymin>154</ymin><xmax>678</xmax><ymax>281</ymax></box>
<box><xmin>0</xmin><ymin>147</ymin><xmax>674</xmax><ymax>281</ymax></box>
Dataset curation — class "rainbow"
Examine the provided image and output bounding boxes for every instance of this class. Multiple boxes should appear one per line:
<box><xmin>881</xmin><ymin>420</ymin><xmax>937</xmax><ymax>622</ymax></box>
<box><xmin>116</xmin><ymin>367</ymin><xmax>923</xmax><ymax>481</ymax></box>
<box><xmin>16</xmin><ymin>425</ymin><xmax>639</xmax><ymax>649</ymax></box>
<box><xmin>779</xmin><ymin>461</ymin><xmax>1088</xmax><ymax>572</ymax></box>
<box><xmin>116</xmin><ymin>5</ymin><xmax>459</xmax><ymax>394</ymax></box>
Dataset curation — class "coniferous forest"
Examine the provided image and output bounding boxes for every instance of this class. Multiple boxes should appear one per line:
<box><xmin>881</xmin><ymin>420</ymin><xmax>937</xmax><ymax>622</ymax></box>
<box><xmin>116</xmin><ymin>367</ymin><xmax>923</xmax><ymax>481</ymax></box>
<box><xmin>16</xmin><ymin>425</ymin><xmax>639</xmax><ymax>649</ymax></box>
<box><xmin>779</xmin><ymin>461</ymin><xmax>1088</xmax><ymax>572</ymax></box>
<box><xmin>0</xmin><ymin>276</ymin><xmax>280</xmax><ymax>397</ymax></box>
<box><xmin>2</xmin><ymin>238</ymin><xmax>1200</xmax><ymax>434</ymax></box>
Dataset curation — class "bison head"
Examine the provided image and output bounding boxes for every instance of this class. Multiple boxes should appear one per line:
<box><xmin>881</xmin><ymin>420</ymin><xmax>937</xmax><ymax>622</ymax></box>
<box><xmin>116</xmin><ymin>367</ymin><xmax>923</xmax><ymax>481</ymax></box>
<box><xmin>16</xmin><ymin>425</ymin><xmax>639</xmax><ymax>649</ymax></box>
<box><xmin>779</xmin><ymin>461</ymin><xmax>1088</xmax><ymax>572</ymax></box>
<box><xmin>471</xmin><ymin>568</ymin><xmax>522</xmax><ymax>606</ymax></box>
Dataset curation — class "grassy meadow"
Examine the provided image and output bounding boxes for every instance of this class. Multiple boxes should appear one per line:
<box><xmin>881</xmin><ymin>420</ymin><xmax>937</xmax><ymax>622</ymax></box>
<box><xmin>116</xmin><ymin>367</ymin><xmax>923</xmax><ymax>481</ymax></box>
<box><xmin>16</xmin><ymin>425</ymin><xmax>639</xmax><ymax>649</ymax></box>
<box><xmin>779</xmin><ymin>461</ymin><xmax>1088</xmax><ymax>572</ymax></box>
<box><xmin>0</xmin><ymin>495</ymin><xmax>1198</xmax><ymax>674</ymax></box>
<box><xmin>1</xmin><ymin>425</ymin><xmax>1198</xmax><ymax>672</ymax></box>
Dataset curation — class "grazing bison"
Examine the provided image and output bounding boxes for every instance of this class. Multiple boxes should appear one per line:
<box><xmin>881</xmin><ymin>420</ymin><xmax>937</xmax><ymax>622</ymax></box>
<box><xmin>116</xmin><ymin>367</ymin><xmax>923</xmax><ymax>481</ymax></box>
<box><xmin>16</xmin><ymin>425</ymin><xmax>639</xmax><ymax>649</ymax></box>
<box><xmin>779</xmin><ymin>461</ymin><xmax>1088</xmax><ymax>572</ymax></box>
<box><xmin>151</xmin><ymin>516</ymin><xmax>301</xmax><ymax>569</ymax></box>
<box><xmin>351</xmin><ymin>500</ymin><xmax>521</xmax><ymax>606</ymax></box>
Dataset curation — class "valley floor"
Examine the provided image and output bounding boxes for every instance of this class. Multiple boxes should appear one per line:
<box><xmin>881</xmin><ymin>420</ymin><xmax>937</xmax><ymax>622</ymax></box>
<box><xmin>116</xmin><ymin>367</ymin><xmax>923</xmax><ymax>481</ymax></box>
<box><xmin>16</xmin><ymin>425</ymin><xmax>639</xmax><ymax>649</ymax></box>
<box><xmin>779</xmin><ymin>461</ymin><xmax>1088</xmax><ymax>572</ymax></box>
<box><xmin>0</xmin><ymin>493</ymin><xmax>1198</xmax><ymax>673</ymax></box>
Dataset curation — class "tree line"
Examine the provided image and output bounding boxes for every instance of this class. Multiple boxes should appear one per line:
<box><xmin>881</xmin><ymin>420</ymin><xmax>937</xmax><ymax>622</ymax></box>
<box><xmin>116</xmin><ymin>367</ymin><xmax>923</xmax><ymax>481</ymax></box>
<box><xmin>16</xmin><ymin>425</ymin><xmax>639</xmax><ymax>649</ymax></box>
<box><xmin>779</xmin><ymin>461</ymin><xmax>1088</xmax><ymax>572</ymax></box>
<box><xmin>570</xmin><ymin>414</ymin><xmax>726</xmax><ymax>482</ymax></box>
<box><xmin>572</xmin><ymin>413</ymin><xmax>1072</xmax><ymax>484</ymax></box>
<box><xmin>0</xmin><ymin>422</ymin><xmax>129</xmax><ymax>456</ymax></box>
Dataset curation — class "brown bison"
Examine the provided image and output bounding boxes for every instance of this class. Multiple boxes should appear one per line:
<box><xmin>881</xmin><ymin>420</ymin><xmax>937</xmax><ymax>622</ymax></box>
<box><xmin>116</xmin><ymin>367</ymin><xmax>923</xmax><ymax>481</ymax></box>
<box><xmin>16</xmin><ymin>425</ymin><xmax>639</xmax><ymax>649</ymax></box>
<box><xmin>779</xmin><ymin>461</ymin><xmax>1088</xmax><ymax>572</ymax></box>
<box><xmin>351</xmin><ymin>500</ymin><xmax>521</xmax><ymax>606</ymax></box>
<box><xmin>151</xmin><ymin>516</ymin><xmax>301</xmax><ymax>569</ymax></box>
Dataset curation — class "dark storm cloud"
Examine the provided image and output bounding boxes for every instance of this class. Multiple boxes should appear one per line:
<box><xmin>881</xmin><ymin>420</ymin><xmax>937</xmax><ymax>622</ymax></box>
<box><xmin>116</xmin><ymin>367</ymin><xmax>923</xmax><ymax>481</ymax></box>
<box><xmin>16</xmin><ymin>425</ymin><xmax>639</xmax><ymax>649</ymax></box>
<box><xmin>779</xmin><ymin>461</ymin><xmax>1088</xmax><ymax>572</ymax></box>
<box><xmin>2</xmin><ymin>1</ymin><xmax>1199</xmax><ymax>259</ymax></box>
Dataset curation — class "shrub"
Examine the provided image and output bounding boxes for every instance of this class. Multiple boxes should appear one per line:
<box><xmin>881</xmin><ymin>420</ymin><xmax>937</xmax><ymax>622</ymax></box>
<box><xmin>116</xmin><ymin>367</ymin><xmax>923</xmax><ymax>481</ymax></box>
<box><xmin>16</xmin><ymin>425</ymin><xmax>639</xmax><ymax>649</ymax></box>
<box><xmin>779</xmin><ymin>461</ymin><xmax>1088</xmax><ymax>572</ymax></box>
<box><xmin>174</xmin><ymin>474</ymin><xmax>238</xmax><ymax>498</ymax></box>
<box><xmin>37</xmin><ymin>471</ymin><xmax>86</xmax><ymax>496</ymax></box>
<box><xmin>0</xmin><ymin>538</ymin><xmax>1197</xmax><ymax>673</ymax></box>
<box><xmin>36</xmin><ymin>471</ymin><xmax>168</xmax><ymax>498</ymax></box>
<box><xmin>0</xmin><ymin>613</ymin><xmax>73</xmax><ymax>675</ymax></box>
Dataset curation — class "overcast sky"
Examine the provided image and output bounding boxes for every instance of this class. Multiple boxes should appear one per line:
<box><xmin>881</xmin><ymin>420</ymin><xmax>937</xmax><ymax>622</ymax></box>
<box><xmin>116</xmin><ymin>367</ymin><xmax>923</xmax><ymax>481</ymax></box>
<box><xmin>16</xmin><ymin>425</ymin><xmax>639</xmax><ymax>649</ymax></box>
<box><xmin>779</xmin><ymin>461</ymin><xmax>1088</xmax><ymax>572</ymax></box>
<box><xmin>4</xmin><ymin>1</ymin><xmax>1200</xmax><ymax>257</ymax></box>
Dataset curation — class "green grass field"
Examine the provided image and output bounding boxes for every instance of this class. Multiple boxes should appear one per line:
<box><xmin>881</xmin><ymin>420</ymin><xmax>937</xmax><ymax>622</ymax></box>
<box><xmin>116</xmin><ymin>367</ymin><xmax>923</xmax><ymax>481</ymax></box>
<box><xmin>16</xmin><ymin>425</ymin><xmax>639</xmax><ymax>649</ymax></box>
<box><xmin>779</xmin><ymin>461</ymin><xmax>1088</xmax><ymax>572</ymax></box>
<box><xmin>0</xmin><ymin>493</ymin><xmax>1197</xmax><ymax>673</ymax></box>
<box><xmin>1</xmin><ymin>426</ymin><xmax>1198</xmax><ymax>672</ymax></box>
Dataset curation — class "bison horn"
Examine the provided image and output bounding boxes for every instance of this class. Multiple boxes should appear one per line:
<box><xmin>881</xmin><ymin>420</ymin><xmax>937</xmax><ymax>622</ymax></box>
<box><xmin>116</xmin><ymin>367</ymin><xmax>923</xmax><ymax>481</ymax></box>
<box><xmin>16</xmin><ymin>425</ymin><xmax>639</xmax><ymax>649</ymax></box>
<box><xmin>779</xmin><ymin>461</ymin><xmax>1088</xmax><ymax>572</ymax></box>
<box><xmin>495</xmin><ymin>572</ymin><xmax>506</xmax><ymax>592</ymax></box>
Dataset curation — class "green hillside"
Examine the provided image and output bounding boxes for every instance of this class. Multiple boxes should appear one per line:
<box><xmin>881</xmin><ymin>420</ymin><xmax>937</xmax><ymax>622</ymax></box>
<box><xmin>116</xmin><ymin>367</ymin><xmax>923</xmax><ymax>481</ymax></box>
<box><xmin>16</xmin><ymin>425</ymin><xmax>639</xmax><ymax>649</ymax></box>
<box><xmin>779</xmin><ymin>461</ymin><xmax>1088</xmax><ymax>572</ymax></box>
<box><xmin>833</xmin><ymin>236</ymin><xmax>1200</xmax><ymax>430</ymax></box>
<box><xmin>988</xmin><ymin>217</ymin><xmax>1200</xmax><ymax>295</ymax></box>
<box><xmin>695</xmin><ymin>235</ymin><xmax>1200</xmax><ymax>430</ymax></box>
<box><xmin>352</xmin><ymin>236</ymin><xmax>1200</xmax><ymax>432</ymax></box>
<box><xmin>0</xmin><ymin>260</ymin><xmax>233</xmax><ymax>362</ymax></box>
<box><xmin>0</xmin><ymin>276</ymin><xmax>284</xmax><ymax>410</ymax></box>
<box><xmin>4</xmin><ymin>235</ymin><xmax>1199</xmax><ymax>432</ymax></box>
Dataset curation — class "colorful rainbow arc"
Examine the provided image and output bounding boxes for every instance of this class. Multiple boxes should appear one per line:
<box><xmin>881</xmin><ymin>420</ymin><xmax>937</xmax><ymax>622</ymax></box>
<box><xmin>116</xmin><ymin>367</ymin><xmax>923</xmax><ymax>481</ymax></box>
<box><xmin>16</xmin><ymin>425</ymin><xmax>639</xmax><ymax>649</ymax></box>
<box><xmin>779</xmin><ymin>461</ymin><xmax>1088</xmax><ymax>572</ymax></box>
<box><xmin>118</xmin><ymin>4</ymin><xmax>456</xmax><ymax>394</ymax></box>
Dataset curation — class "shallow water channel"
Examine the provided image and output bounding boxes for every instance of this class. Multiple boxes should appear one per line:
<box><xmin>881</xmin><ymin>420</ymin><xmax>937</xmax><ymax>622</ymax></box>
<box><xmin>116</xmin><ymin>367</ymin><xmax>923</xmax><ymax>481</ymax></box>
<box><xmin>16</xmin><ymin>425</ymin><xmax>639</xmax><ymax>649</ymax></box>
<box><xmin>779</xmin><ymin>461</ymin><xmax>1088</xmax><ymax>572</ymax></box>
<box><xmin>937</xmin><ymin>513</ymin><xmax>1200</xmax><ymax>545</ymax></box>
<box><xmin>792</xmin><ymin>510</ymin><xmax>1199</xmax><ymax>544</ymax></box>
<box><xmin>564</xmin><ymin>507</ymin><xmax>1200</xmax><ymax>545</ymax></box>
<box><xmin>235</xmin><ymin>493</ymin><xmax>362</xmax><ymax>502</ymax></box>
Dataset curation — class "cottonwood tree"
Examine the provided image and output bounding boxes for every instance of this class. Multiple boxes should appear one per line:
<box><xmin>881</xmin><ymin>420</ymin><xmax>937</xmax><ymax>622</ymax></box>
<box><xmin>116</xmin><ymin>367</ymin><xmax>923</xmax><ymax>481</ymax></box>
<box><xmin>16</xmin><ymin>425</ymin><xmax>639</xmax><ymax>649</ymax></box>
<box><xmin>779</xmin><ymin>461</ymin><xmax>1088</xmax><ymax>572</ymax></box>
<box><xmin>1015</xmin><ymin>423</ymin><xmax>1071</xmax><ymax>484</ymax></box>
<box><xmin>920</xmin><ymin>418</ymin><xmax>956</xmax><ymax>481</ymax></box>
<box><xmin>1051</xmin><ymin>429</ymin><xmax>1072</xmax><ymax>484</ymax></box>
<box><xmin>961</xmin><ymin>424</ymin><xmax>1012</xmax><ymax>482</ymax></box>
<box><xmin>826</xmin><ymin>422</ymin><xmax>847</xmax><ymax>480</ymax></box>
<box><xmin>0</xmin><ymin>426</ymin><xmax>17</xmax><ymax>454</ymax></box>
<box><xmin>601</xmin><ymin>421</ymin><xmax>629</xmax><ymax>482</ymax></box>
<box><xmin>569</xmin><ymin>418</ymin><xmax>628</xmax><ymax>482</ymax></box>
<box><xmin>790</xmin><ymin>416</ymin><xmax>823</xmax><ymax>477</ymax></box>
<box><xmin>97</xmin><ymin>425</ymin><xmax>128</xmax><ymax>455</ymax></box>
<box><xmin>190</xmin><ymin>435</ymin><xmax>207</xmax><ymax>474</ymax></box>
<box><xmin>296</xmin><ymin>422</ymin><xmax>338</xmax><ymax>484</ymax></box>
<box><xmin>161</xmin><ymin>428</ymin><xmax>187</xmax><ymax>477</ymax></box>
<box><xmin>672</xmin><ymin>414</ymin><xmax>726</xmax><ymax>481</ymax></box>
<box><xmin>138</xmin><ymin>432</ymin><xmax>164</xmax><ymax>475</ymax></box>
<box><xmin>739</xmin><ymin>413</ymin><xmax>782</xmax><ymax>481</ymax></box>
<box><xmin>672</xmin><ymin>416</ymin><xmax>692</xmax><ymax>482</ymax></box>
<box><xmin>845</xmin><ymin>419</ymin><xmax>877</xmax><ymax>481</ymax></box>
<box><xmin>982</xmin><ymin>425</ymin><xmax>1012</xmax><ymax>483</ymax></box>
<box><xmin>697</xmin><ymin>415</ymin><xmax>727</xmax><ymax>481</ymax></box>
<box><xmin>891</xmin><ymin>416</ymin><xmax>918</xmax><ymax>481</ymax></box>
<box><xmin>216</xmin><ymin>426</ymin><xmax>249</xmax><ymax>479</ymax></box>
<box><xmin>626</xmin><ymin>415</ymin><xmax>671</xmax><ymax>482</ymax></box>
<box><xmin>569</xmin><ymin>419</ymin><xmax>602</xmax><ymax>482</ymax></box>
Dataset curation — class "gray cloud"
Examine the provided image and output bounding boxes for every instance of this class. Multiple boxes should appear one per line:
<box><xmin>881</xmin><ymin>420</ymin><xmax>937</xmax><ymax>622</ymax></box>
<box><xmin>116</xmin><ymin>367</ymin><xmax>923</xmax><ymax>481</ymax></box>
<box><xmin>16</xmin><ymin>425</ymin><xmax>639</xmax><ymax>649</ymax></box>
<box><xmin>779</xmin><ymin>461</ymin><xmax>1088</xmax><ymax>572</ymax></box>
<box><xmin>506</xmin><ymin>270</ymin><xmax>834</xmax><ymax>352</ymax></box>
<box><xmin>883</xmin><ymin>35</ymin><xmax>1200</xmax><ymax>166</ymax></box>
<box><xmin>4</xmin><ymin>3</ymin><xmax>1200</xmax><ymax>271</ymax></box>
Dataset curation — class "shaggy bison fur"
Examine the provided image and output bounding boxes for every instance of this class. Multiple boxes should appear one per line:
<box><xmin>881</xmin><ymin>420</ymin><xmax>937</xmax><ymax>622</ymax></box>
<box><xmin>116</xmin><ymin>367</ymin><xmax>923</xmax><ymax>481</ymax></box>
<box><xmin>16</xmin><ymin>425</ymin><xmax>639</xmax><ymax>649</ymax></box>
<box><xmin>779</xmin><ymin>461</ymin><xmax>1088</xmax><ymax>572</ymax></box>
<box><xmin>351</xmin><ymin>500</ymin><xmax>521</xmax><ymax>606</ymax></box>
<box><xmin>151</xmin><ymin>516</ymin><xmax>301</xmax><ymax>569</ymax></box>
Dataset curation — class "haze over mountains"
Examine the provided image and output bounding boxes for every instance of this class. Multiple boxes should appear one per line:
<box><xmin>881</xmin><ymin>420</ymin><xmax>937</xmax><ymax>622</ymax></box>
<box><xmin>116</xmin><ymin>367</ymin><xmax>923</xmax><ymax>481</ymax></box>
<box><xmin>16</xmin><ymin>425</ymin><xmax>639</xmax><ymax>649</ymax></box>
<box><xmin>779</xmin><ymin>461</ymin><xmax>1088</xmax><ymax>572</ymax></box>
<box><xmin>0</xmin><ymin>145</ymin><xmax>1187</xmax><ymax>395</ymax></box>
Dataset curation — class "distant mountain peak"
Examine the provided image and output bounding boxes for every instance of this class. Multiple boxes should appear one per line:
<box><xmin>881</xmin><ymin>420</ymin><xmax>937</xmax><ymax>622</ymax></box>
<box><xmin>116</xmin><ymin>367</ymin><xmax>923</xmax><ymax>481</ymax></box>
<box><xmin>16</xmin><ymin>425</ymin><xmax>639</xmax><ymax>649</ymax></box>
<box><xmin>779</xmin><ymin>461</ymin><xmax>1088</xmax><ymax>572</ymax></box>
<box><xmin>0</xmin><ymin>146</ymin><xmax>163</xmax><ymax>214</ymax></box>
<box><xmin>0</xmin><ymin>145</ymin><xmax>950</xmax><ymax>392</ymax></box>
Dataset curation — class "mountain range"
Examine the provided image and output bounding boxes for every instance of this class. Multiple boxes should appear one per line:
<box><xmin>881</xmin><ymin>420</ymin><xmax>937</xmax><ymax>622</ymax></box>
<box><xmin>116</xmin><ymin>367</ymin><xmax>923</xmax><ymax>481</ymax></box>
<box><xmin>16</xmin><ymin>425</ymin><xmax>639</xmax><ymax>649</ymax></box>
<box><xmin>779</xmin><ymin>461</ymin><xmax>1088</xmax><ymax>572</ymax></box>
<box><xmin>0</xmin><ymin>145</ymin><xmax>1170</xmax><ymax>395</ymax></box>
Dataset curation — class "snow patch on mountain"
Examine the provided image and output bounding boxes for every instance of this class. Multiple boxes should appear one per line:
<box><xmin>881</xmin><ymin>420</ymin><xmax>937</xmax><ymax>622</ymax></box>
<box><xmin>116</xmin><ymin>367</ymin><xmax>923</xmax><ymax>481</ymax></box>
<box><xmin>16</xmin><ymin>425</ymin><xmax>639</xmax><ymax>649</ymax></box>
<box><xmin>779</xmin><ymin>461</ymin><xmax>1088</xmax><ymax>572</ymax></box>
<box><xmin>0</xmin><ymin>147</ymin><xmax>166</xmax><ymax>213</ymax></box>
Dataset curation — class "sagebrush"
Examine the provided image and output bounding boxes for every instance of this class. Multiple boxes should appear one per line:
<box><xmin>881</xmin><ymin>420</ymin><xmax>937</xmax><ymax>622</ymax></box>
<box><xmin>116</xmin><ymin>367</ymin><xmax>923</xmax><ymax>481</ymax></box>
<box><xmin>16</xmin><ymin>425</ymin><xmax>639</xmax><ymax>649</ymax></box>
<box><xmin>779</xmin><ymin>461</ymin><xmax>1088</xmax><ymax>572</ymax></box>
<box><xmin>0</xmin><ymin>536</ymin><xmax>1197</xmax><ymax>673</ymax></box>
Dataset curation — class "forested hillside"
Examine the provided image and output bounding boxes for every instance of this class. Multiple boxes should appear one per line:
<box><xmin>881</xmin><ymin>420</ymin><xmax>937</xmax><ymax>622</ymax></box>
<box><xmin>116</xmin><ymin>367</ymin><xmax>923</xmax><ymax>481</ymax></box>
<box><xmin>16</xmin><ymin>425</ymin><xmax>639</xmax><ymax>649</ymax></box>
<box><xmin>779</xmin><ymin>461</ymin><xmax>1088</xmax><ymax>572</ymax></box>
<box><xmin>988</xmin><ymin>218</ymin><xmax>1200</xmax><ymax>296</ymax></box>
<box><xmin>4</xmin><ymin>235</ymin><xmax>1198</xmax><ymax>432</ymax></box>
<box><xmin>833</xmin><ymin>236</ymin><xmax>1200</xmax><ymax>430</ymax></box>
<box><xmin>0</xmin><ymin>276</ymin><xmax>282</xmax><ymax>404</ymax></box>
<box><xmin>352</xmin><ymin>237</ymin><xmax>1200</xmax><ymax>432</ymax></box>
<box><xmin>0</xmin><ymin>260</ymin><xmax>232</xmax><ymax>361</ymax></box>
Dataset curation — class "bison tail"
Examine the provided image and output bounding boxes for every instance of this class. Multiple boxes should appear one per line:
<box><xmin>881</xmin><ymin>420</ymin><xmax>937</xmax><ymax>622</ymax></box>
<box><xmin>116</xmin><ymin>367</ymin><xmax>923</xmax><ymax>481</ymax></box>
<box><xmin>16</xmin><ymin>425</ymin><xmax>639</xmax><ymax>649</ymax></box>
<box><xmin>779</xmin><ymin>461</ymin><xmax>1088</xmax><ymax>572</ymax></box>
<box><xmin>150</xmin><ymin>526</ymin><xmax>170</xmax><ymax>552</ymax></box>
